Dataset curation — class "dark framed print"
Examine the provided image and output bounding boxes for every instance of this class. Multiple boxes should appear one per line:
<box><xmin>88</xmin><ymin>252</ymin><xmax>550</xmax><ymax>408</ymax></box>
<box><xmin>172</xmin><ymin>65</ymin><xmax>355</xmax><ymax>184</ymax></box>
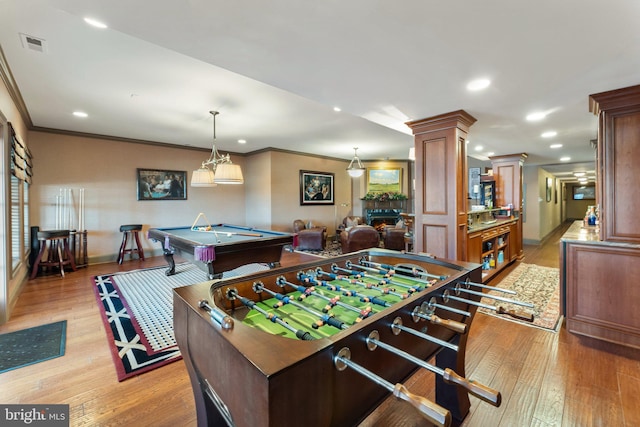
<box><xmin>554</xmin><ymin>178</ymin><xmax>558</xmax><ymax>204</ymax></box>
<box><xmin>137</xmin><ymin>168</ymin><xmax>187</xmax><ymax>200</ymax></box>
<box><xmin>572</xmin><ymin>185</ymin><xmax>595</xmax><ymax>200</ymax></box>
<box><xmin>300</xmin><ymin>170</ymin><xmax>334</xmax><ymax>205</ymax></box>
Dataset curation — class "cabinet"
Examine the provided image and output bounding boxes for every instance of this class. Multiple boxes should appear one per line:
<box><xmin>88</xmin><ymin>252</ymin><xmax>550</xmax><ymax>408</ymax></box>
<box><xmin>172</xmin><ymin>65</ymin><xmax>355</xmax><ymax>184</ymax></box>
<box><xmin>467</xmin><ymin>217</ymin><xmax>514</xmax><ymax>282</ymax></box>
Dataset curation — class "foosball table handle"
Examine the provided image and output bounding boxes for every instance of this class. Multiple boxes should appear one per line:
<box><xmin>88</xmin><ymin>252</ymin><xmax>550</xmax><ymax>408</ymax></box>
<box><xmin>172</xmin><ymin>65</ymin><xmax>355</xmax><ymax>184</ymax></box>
<box><xmin>393</xmin><ymin>383</ymin><xmax>451</xmax><ymax>427</ymax></box>
<box><xmin>430</xmin><ymin>314</ymin><xmax>468</xmax><ymax>334</ymax></box>
<box><xmin>443</xmin><ymin>368</ymin><xmax>502</xmax><ymax>407</ymax></box>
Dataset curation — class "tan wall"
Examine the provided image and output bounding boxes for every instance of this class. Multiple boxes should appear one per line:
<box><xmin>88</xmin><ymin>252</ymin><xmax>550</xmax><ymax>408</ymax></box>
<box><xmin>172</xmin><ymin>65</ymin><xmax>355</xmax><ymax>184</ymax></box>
<box><xmin>1</xmin><ymin>73</ymin><xmax>31</xmax><ymax>323</ymax></box>
<box><xmin>523</xmin><ymin>165</ymin><xmax>563</xmax><ymax>243</ymax></box>
<box><xmin>28</xmin><ymin>131</ymin><xmax>247</xmax><ymax>263</ymax></box>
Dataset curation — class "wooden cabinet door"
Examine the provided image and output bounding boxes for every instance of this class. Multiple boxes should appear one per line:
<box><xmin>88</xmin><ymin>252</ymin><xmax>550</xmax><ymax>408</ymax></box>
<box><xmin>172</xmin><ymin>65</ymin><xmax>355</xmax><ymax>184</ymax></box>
<box><xmin>467</xmin><ymin>232</ymin><xmax>482</xmax><ymax>263</ymax></box>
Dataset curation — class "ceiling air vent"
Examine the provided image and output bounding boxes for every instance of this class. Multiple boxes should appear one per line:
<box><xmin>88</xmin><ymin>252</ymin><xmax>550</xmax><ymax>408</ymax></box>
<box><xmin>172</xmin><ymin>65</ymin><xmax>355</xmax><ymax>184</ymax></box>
<box><xmin>19</xmin><ymin>33</ymin><xmax>48</xmax><ymax>53</ymax></box>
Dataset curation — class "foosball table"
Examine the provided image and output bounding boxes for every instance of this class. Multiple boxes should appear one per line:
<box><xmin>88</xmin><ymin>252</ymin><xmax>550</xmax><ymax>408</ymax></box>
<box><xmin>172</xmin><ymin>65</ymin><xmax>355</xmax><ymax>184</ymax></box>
<box><xmin>173</xmin><ymin>249</ymin><xmax>532</xmax><ymax>427</ymax></box>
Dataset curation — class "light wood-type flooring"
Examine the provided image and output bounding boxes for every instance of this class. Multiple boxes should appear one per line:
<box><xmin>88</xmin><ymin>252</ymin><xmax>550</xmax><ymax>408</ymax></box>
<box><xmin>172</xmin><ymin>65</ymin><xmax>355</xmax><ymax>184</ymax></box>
<box><xmin>1</xmin><ymin>221</ymin><xmax>639</xmax><ymax>426</ymax></box>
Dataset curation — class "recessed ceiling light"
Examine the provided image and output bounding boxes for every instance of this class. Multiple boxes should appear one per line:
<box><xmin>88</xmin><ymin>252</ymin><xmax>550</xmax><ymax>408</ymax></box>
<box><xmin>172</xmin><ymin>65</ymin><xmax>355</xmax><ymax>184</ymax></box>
<box><xmin>474</xmin><ymin>145</ymin><xmax>483</xmax><ymax>151</ymax></box>
<box><xmin>237</xmin><ymin>139</ymin><xmax>246</xmax><ymax>144</ymax></box>
<box><xmin>526</xmin><ymin>111</ymin><xmax>547</xmax><ymax>121</ymax></box>
<box><xmin>574</xmin><ymin>172</ymin><xmax>586</xmax><ymax>177</ymax></box>
<box><xmin>541</xmin><ymin>131</ymin><xmax>557</xmax><ymax>138</ymax></box>
<box><xmin>83</xmin><ymin>17</ymin><xmax>108</xmax><ymax>29</ymax></box>
<box><xmin>550</xmin><ymin>144</ymin><xmax>563</xmax><ymax>149</ymax></box>
<box><xmin>333</xmin><ymin>106</ymin><xmax>341</xmax><ymax>112</ymax></box>
<box><xmin>73</xmin><ymin>111</ymin><xmax>88</xmax><ymax>118</ymax></box>
<box><xmin>560</xmin><ymin>156</ymin><xmax>571</xmax><ymax>162</ymax></box>
<box><xmin>466</xmin><ymin>79</ymin><xmax>491</xmax><ymax>91</ymax></box>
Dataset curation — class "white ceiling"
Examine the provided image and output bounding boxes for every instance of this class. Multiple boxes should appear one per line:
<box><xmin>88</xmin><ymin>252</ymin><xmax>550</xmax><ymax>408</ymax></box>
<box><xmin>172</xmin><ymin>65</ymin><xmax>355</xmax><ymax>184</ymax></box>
<box><xmin>2</xmin><ymin>0</ymin><xmax>639</xmax><ymax>181</ymax></box>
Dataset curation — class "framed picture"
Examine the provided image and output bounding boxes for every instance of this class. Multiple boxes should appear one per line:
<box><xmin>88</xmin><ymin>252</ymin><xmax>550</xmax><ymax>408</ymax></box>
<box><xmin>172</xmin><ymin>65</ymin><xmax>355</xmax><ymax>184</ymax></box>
<box><xmin>137</xmin><ymin>168</ymin><xmax>187</xmax><ymax>200</ymax></box>
<box><xmin>554</xmin><ymin>178</ymin><xmax>558</xmax><ymax>204</ymax></box>
<box><xmin>572</xmin><ymin>185</ymin><xmax>595</xmax><ymax>200</ymax></box>
<box><xmin>546</xmin><ymin>177</ymin><xmax>552</xmax><ymax>202</ymax></box>
<box><xmin>367</xmin><ymin>168</ymin><xmax>402</xmax><ymax>194</ymax></box>
<box><xmin>300</xmin><ymin>170</ymin><xmax>334</xmax><ymax>205</ymax></box>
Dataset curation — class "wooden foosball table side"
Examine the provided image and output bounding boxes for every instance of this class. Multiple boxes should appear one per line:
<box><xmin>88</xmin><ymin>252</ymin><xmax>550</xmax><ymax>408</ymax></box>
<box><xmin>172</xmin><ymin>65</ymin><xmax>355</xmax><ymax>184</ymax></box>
<box><xmin>174</xmin><ymin>249</ymin><xmax>485</xmax><ymax>427</ymax></box>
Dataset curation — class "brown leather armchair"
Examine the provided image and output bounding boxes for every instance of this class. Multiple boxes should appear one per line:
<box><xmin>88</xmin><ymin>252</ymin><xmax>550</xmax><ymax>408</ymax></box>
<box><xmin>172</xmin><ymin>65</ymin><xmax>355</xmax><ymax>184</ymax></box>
<box><xmin>383</xmin><ymin>226</ymin><xmax>407</xmax><ymax>251</ymax></box>
<box><xmin>338</xmin><ymin>216</ymin><xmax>365</xmax><ymax>233</ymax></box>
<box><xmin>340</xmin><ymin>225</ymin><xmax>379</xmax><ymax>253</ymax></box>
<box><xmin>293</xmin><ymin>219</ymin><xmax>327</xmax><ymax>251</ymax></box>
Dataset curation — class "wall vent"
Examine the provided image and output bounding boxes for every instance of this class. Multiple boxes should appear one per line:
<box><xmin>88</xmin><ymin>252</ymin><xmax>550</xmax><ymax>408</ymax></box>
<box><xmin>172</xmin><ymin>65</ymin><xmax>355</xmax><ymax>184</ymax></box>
<box><xmin>19</xmin><ymin>33</ymin><xmax>48</xmax><ymax>53</ymax></box>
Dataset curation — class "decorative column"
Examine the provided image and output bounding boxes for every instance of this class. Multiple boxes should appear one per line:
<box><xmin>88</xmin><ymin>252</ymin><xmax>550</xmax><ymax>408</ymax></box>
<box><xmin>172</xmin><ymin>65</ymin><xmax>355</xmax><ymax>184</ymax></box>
<box><xmin>406</xmin><ymin>110</ymin><xmax>476</xmax><ymax>260</ymax></box>
<box><xmin>490</xmin><ymin>153</ymin><xmax>527</xmax><ymax>260</ymax></box>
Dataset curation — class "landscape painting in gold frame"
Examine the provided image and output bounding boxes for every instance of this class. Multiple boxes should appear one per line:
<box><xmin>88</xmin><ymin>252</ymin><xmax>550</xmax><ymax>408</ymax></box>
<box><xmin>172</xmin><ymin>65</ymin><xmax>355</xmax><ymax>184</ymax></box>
<box><xmin>366</xmin><ymin>168</ymin><xmax>402</xmax><ymax>194</ymax></box>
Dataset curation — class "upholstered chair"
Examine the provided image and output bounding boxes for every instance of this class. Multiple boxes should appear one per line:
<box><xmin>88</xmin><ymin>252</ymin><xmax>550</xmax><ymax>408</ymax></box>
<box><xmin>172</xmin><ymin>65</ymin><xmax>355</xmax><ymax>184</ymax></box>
<box><xmin>337</xmin><ymin>216</ymin><xmax>366</xmax><ymax>233</ymax></box>
<box><xmin>340</xmin><ymin>225</ymin><xmax>380</xmax><ymax>253</ymax></box>
<box><xmin>383</xmin><ymin>226</ymin><xmax>407</xmax><ymax>251</ymax></box>
<box><xmin>293</xmin><ymin>219</ymin><xmax>327</xmax><ymax>251</ymax></box>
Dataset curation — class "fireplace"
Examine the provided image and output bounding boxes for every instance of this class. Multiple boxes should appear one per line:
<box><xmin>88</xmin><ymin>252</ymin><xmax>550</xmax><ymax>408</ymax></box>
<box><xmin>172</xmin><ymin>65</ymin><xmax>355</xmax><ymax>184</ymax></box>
<box><xmin>366</xmin><ymin>209</ymin><xmax>402</xmax><ymax>232</ymax></box>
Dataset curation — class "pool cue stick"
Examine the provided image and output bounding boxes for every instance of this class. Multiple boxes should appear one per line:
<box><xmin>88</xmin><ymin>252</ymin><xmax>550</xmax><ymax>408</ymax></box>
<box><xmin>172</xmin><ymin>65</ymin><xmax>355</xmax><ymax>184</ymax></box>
<box><xmin>365</xmin><ymin>330</ymin><xmax>501</xmax><ymax>407</ymax></box>
<box><xmin>334</xmin><ymin>347</ymin><xmax>451</xmax><ymax>427</ymax></box>
<box><xmin>253</xmin><ymin>282</ymin><xmax>348</xmax><ymax>330</ymax></box>
<box><xmin>452</xmin><ymin>283</ymin><xmax>534</xmax><ymax>308</ymax></box>
<box><xmin>225</xmin><ymin>288</ymin><xmax>315</xmax><ymax>340</ymax></box>
<box><xmin>390</xmin><ymin>317</ymin><xmax>459</xmax><ymax>352</ymax></box>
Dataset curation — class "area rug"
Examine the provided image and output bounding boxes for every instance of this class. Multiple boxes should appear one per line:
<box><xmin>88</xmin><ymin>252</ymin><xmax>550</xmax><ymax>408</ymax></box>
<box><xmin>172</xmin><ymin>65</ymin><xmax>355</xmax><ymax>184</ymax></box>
<box><xmin>294</xmin><ymin>240</ymin><xmax>343</xmax><ymax>258</ymax></box>
<box><xmin>479</xmin><ymin>263</ymin><xmax>561</xmax><ymax>331</ymax></box>
<box><xmin>0</xmin><ymin>320</ymin><xmax>67</xmax><ymax>374</ymax></box>
<box><xmin>93</xmin><ymin>262</ymin><xmax>270</xmax><ymax>381</ymax></box>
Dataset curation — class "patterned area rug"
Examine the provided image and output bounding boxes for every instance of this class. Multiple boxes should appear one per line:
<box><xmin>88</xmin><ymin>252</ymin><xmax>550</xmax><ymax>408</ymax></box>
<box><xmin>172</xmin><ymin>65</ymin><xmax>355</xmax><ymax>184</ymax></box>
<box><xmin>479</xmin><ymin>263</ymin><xmax>561</xmax><ymax>331</ymax></box>
<box><xmin>0</xmin><ymin>321</ymin><xmax>66</xmax><ymax>374</ymax></box>
<box><xmin>92</xmin><ymin>262</ymin><xmax>269</xmax><ymax>381</ymax></box>
<box><xmin>294</xmin><ymin>240</ymin><xmax>343</xmax><ymax>258</ymax></box>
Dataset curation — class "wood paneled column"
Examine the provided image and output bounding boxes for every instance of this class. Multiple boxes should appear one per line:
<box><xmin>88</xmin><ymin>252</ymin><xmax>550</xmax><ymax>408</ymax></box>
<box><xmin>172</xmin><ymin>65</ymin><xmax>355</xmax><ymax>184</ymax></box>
<box><xmin>490</xmin><ymin>153</ymin><xmax>527</xmax><ymax>260</ymax></box>
<box><xmin>406</xmin><ymin>110</ymin><xmax>476</xmax><ymax>260</ymax></box>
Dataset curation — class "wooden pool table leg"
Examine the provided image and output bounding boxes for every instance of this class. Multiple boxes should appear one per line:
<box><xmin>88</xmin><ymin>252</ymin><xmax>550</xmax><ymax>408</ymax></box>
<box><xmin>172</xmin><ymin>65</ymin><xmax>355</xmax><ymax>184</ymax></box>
<box><xmin>163</xmin><ymin>250</ymin><xmax>176</xmax><ymax>276</ymax></box>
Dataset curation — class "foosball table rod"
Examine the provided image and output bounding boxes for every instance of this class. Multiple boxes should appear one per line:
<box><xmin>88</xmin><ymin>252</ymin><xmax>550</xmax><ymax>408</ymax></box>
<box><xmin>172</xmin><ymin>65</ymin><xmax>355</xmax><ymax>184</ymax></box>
<box><xmin>441</xmin><ymin>290</ymin><xmax>535</xmax><ymax>322</ymax></box>
<box><xmin>333</xmin><ymin>263</ymin><xmax>424</xmax><ymax>293</ymax></box>
<box><xmin>365</xmin><ymin>330</ymin><xmax>501</xmax><ymax>407</ymax></box>
<box><xmin>225</xmin><ymin>288</ymin><xmax>315</xmax><ymax>340</ymax></box>
<box><xmin>452</xmin><ymin>283</ymin><xmax>534</xmax><ymax>308</ymax></box>
<box><xmin>411</xmin><ymin>304</ymin><xmax>468</xmax><ymax>335</ymax></box>
<box><xmin>390</xmin><ymin>317</ymin><xmax>459</xmax><ymax>352</ymax></box>
<box><xmin>334</xmin><ymin>347</ymin><xmax>452</xmax><ymax>427</ymax></box>
<box><xmin>458</xmin><ymin>278</ymin><xmax>517</xmax><ymax>295</ymax></box>
<box><xmin>360</xmin><ymin>259</ymin><xmax>448</xmax><ymax>281</ymax></box>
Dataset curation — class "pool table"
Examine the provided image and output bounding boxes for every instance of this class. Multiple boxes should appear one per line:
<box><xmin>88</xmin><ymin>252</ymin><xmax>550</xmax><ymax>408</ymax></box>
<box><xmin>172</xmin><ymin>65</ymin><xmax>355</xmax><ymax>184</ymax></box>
<box><xmin>147</xmin><ymin>224</ymin><xmax>293</xmax><ymax>279</ymax></box>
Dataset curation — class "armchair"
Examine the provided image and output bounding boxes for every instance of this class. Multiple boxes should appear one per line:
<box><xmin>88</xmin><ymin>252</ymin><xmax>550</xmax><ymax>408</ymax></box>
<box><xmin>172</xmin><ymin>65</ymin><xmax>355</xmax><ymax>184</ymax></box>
<box><xmin>337</xmin><ymin>216</ymin><xmax>366</xmax><ymax>233</ymax></box>
<box><xmin>383</xmin><ymin>225</ymin><xmax>407</xmax><ymax>251</ymax></box>
<box><xmin>340</xmin><ymin>225</ymin><xmax>379</xmax><ymax>253</ymax></box>
<box><xmin>293</xmin><ymin>219</ymin><xmax>327</xmax><ymax>251</ymax></box>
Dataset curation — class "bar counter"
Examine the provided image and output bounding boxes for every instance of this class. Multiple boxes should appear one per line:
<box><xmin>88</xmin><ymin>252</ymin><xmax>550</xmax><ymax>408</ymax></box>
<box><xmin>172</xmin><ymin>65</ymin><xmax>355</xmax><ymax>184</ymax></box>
<box><xmin>560</xmin><ymin>220</ymin><xmax>640</xmax><ymax>349</ymax></box>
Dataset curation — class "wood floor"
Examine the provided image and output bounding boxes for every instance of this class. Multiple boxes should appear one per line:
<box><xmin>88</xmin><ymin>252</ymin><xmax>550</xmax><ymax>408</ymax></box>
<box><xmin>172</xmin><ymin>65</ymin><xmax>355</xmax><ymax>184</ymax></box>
<box><xmin>2</xmin><ymin>222</ymin><xmax>639</xmax><ymax>427</ymax></box>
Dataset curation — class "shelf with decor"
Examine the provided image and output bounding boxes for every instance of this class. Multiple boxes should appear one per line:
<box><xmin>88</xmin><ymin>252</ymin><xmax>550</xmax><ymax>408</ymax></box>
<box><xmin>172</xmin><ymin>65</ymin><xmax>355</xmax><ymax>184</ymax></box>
<box><xmin>467</xmin><ymin>222</ymin><xmax>513</xmax><ymax>282</ymax></box>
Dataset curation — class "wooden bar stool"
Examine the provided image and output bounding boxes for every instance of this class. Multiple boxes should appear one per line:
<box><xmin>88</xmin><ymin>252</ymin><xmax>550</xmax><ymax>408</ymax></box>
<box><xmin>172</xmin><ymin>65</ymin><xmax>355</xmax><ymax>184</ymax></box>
<box><xmin>117</xmin><ymin>224</ymin><xmax>145</xmax><ymax>264</ymax></box>
<box><xmin>30</xmin><ymin>230</ymin><xmax>77</xmax><ymax>279</ymax></box>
